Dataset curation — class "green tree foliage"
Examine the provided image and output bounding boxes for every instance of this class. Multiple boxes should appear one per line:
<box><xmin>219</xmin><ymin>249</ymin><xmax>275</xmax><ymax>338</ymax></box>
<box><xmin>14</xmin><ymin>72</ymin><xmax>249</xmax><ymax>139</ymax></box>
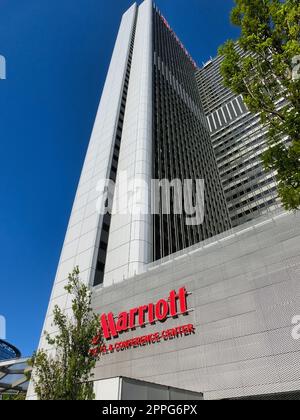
<box><xmin>29</xmin><ymin>267</ymin><xmax>103</xmax><ymax>400</ymax></box>
<box><xmin>219</xmin><ymin>0</ymin><xmax>300</xmax><ymax>210</ymax></box>
<box><xmin>2</xmin><ymin>392</ymin><xmax>26</xmax><ymax>400</ymax></box>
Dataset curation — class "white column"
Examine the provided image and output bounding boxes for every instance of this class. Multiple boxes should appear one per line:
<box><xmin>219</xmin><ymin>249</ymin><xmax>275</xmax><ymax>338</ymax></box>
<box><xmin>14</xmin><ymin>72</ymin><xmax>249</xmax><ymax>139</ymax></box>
<box><xmin>104</xmin><ymin>0</ymin><xmax>153</xmax><ymax>286</ymax></box>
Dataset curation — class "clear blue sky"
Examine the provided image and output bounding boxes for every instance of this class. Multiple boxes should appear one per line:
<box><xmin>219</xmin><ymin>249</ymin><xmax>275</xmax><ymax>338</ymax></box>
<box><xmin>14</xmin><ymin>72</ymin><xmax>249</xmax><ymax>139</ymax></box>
<box><xmin>0</xmin><ymin>0</ymin><xmax>239</xmax><ymax>356</ymax></box>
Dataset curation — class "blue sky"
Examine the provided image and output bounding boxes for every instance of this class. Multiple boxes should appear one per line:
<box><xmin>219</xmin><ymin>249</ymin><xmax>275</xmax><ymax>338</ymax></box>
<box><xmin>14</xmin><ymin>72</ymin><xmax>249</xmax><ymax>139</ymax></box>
<box><xmin>0</xmin><ymin>0</ymin><xmax>239</xmax><ymax>356</ymax></box>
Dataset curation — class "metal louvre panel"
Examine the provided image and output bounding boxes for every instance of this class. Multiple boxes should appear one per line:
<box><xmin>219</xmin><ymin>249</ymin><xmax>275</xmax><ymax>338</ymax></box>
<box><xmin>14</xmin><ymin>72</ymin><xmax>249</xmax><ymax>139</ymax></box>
<box><xmin>196</xmin><ymin>53</ymin><xmax>282</xmax><ymax>228</ymax></box>
<box><xmin>153</xmin><ymin>8</ymin><xmax>231</xmax><ymax>261</ymax></box>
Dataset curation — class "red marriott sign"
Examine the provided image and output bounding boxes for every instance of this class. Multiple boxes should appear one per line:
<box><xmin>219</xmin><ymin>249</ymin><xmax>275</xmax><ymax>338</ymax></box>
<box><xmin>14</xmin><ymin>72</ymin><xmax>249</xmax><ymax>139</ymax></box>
<box><xmin>100</xmin><ymin>287</ymin><xmax>189</xmax><ymax>340</ymax></box>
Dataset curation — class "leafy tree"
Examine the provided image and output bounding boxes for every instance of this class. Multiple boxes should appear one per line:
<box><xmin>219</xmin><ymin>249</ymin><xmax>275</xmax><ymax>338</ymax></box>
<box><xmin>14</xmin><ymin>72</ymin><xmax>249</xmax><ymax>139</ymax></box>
<box><xmin>2</xmin><ymin>392</ymin><xmax>26</xmax><ymax>400</ymax></box>
<box><xmin>29</xmin><ymin>267</ymin><xmax>103</xmax><ymax>400</ymax></box>
<box><xmin>219</xmin><ymin>0</ymin><xmax>300</xmax><ymax>210</ymax></box>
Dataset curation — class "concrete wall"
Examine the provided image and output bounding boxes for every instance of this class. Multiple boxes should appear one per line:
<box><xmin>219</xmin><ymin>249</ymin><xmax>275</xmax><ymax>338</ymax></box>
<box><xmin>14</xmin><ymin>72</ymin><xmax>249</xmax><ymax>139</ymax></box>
<box><xmin>94</xmin><ymin>377</ymin><xmax>203</xmax><ymax>400</ymax></box>
<box><xmin>92</xmin><ymin>211</ymin><xmax>300</xmax><ymax>400</ymax></box>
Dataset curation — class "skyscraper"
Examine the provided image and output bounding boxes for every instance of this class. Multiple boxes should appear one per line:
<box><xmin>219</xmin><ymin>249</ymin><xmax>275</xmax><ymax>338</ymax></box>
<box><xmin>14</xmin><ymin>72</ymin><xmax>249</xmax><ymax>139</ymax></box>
<box><xmin>53</xmin><ymin>0</ymin><xmax>232</xmax><ymax>294</ymax></box>
<box><xmin>98</xmin><ymin>1</ymin><xmax>231</xmax><ymax>286</ymax></box>
<box><xmin>196</xmin><ymin>54</ymin><xmax>282</xmax><ymax>227</ymax></box>
<box><xmin>152</xmin><ymin>7</ymin><xmax>231</xmax><ymax>261</ymax></box>
<box><xmin>33</xmin><ymin>0</ymin><xmax>231</xmax><ymax>351</ymax></box>
<box><xmin>28</xmin><ymin>0</ymin><xmax>300</xmax><ymax>401</ymax></box>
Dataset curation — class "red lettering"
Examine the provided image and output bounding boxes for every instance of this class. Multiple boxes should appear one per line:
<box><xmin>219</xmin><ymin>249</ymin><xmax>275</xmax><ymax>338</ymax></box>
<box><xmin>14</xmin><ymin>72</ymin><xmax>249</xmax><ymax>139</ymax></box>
<box><xmin>155</xmin><ymin>299</ymin><xmax>169</xmax><ymax>321</ymax></box>
<box><xmin>100</xmin><ymin>313</ymin><xmax>118</xmax><ymax>340</ymax></box>
<box><xmin>169</xmin><ymin>290</ymin><xmax>178</xmax><ymax>317</ymax></box>
<box><xmin>129</xmin><ymin>307</ymin><xmax>139</xmax><ymax>329</ymax></box>
<box><xmin>116</xmin><ymin>312</ymin><xmax>128</xmax><ymax>333</ymax></box>
<box><xmin>148</xmin><ymin>303</ymin><xmax>155</xmax><ymax>324</ymax></box>
<box><xmin>138</xmin><ymin>305</ymin><xmax>148</xmax><ymax>327</ymax></box>
<box><xmin>178</xmin><ymin>287</ymin><xmax>188</xmax><ymax>314</ymax></box>
<box><xmin>97</xmin><ymin>325</ymin><xmax>195</xmax><ymax>356</ymax></box>
<box><xmin>187</xmin><ymin>324</ymin><xmax>195</xmax><ymax>334</ymax></box>
<box><xmin>91</xmin><ymin>334</ymin><xmax>101</xmax><ymax>346</ymax></box>
<box><xmin>97</xmin><ymin>287</ymin><xmax>190</xmax><ymax>341</ymax></box>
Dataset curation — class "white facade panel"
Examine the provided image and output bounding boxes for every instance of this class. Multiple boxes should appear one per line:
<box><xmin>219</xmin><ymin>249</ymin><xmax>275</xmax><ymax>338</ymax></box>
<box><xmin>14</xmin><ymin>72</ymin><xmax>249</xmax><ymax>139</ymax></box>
<box><xmin>27</xmin><ymin>4</ymin><xmax>137</xmax><ymax>399</ymax></box>
<box><xmin>94</xmin><ymin>378</ymin><xmax>122</xmax><ymax>400</ymax></box>
<box><xmin>104</xmin><ymin>0</ymin><xmax>153</xmax><ymax>287</ymax></box>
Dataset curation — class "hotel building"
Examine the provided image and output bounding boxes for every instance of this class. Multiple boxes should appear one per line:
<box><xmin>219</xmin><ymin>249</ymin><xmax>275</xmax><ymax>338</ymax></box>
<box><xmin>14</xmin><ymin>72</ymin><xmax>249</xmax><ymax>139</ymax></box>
<box><xmin>28</xmin><ymin>0</ymin><xmax>300</xmax><ymax>400</ymax></box>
